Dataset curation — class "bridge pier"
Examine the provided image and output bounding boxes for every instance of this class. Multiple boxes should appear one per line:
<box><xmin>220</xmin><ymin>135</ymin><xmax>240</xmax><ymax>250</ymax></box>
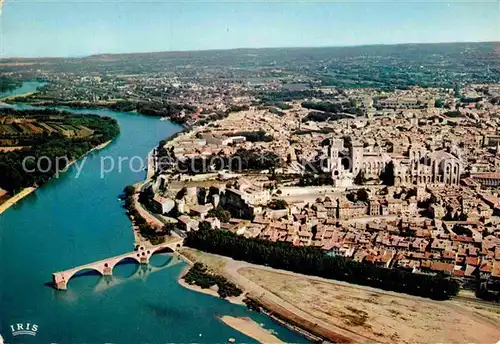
<box><xmin>103</xmin><ymin>267</ymin><xmax>112</xmax><ymax>276</ymax></box>
<box><xmin>52</xmin><ymin>274</ymin><xmax>68</xmax><ymax>290</ymax></box>
<box><xmin>55</xmin><ymin>281</ymin><xmax>68</xmax><ymax>290</ymax></box>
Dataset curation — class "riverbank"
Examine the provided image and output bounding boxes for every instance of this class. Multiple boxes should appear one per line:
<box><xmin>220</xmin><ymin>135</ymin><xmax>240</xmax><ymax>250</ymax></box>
<box><xmin>219</xmin><ymin>316</ymin><xmax>284</xmax><ymax>344</ymax></box>
<box><xmin>0</xmin><ymin>187</ymin><xmax>36</xmax><ymax>215</ymax></box>
<box><xmin>177</xmin><ymin>263</ymin><xmax>246</xmax><ymax>306</ymax></box>
<box><xmin>177</xmin><ymin>247</ymin><xmax>332</xmax><ymax>342</ymax></box>
<box><xmin>90</xmin><ymin>139</ymin><xmax>112</xmax><ymax>153</ymax></box>
<box><xmin>65</xmin><ymin>139</ymin><xmax>112</xmax><ymax>170</ymax></box>
<box><xmin>176</xmin><ymin>247</ymin><xmax>500</xmax><ymax>344</ymax></box>
<box><xmin>0</xmin><ymin>91</ymin><xmax>37</xmax><ymax>101</ymax></box>
<box><xmin>5</xmin><ymin>99</ymin><xmax>193</xmax><ymax>126</ymax></box>
<box><xmin>0</xmin><ymin>140</ymin><xmax>112</xmax><ymax>217</ymax></box>
<box><xmin>234</xmin><ymin>263</ymin><xmax>500</xmax><ymax>344</ymax></box>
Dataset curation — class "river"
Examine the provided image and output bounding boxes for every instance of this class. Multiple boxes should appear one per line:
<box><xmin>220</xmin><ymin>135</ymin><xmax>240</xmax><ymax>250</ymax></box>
<box><xmin>0</xmin><ymin>81</ymin><xmax>47</xmax><ymax>100</ymax></box>
<box><xmin>0</xmin><ymin>82</ymin><xmax>307</xmax><ymax>343</ymax></box>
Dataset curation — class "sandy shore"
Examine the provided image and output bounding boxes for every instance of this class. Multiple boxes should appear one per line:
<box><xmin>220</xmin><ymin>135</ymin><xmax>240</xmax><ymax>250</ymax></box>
<box><xmin>178</xmin><ymin>273</ymin><xmax>220</xmax><ymax>298</ymax></box>
<box><xmin>220</xmin><ymin>316</ymin><xmax>284</xmax><ymax>344</ymax></box>
<box><xmin>0</xmin><ymin>91</ymin><xmax>37</xmax><ymax>101</ymax></box>
<box><xmin>91</xmin><ymin>140</ymin><xmax>112</xmax><ymax>152</ymax></box>
<box><xmin>0</xmin><ymin>140</ymin><xmax>112</xmax><ymax>216</ymax></box>
<box><xmin>55</xmin><ymin>140</ymin><xmax>113</xmax><ymax>173</ymax></box>
<box><xmin>238</xmin><ymin>266</ymin><xmax>500</xmax><ymax>344</ymax></box>
<box><xmin>177</xmin><ymin>248</ymin><xmax>500</xmax><ymax>344</ymax></box>
<box><xmin>177</xmin><ymin>266</ymin><xmax>246</xmax><ymax>305</ymax></box>
<box><xmin>0</xmin><ymin>187</ymin><xmax>36</xmax><ymax>215</ymax></box>
<box><xmin>68</xmin><ymin>140</ymin><xmax>112</xmax><ymax>169</ymax></box>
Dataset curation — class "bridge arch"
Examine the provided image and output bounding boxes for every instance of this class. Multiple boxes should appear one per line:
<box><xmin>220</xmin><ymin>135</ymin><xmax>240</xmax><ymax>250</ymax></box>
<box><xmin>148</xmin><ymin>244</ymin><xmax>177</xmax><ymax>267</ymax></box>
<box><xmin>150</xmin><ymin>245</ymin><xmax>175</xmax><ymax>256</ymax></box>
<box><xmin>65</xmin><ymin>267</ymin><xmax>104</xmax><ymax>287</ymax></box>
<box><xmin>111</xmin><ymin>256</ymin><xmax>142</xmax><ymax>274</ymax></box>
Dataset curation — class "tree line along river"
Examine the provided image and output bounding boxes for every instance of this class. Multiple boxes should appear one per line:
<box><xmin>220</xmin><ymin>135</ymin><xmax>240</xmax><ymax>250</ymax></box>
<box><xmin>0</xmin><ymin>82</ymin><xmax>307</xmax><ymax>344</ymax></box>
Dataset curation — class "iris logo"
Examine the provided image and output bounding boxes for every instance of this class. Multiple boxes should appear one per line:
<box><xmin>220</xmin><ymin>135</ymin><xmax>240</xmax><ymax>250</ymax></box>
<box><xmin>9</xmin><ymin>323</ymin><xmax>38</xmax><ymax>337</ymax></box>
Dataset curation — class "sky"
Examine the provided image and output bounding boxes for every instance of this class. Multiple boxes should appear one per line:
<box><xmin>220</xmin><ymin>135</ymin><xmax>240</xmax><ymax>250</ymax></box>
<box><xmin>0</xmin><ymin>0</ymin><xmax>498</xmax><ymax>58</ymax></box>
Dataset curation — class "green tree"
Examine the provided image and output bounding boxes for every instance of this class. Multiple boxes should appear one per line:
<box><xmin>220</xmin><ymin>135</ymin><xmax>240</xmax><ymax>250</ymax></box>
<box><xmin>124</xmin><ymin>185</ymin><xmax>135</xmax><ymax>197</ymax></box>
<box><xmin>0</xmin><ymin>108</ymin><xmax>119</xmax><ymax>193</ymax></box>
<box><xmin>434</xmin><ymin>99</ymin><xmax>445</xmax><ymax>108</ymax></box>
<box><xmin>162</xmin><ymin>223</ymin><xmax>175</xmax><ymax>235</ymax></box>
<box><xmin>208</xmin><ymin>207</ymin><xmax>231</xmax><ymax>223</ymax></box>
<box><xmin>184</xmin><ymin>229</ymin><xmax>460</xmax><ymax>300</ymax></box>
<box><xmin>183</xmin><ymin>263</ymin><xmax>242</xmax><ymax>298</ymax></box>
<box><xmin>199</xmin><ymin>221</ymin><xmax>212</xmax><ymax>231</ymax></box>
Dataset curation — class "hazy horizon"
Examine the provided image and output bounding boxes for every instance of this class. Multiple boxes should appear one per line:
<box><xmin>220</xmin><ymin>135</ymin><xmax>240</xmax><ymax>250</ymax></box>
<box><xmin>0</xmin><ymin>40</ymin><xmax>498</xmax><ymax>60</ymax></box>
<box><xmin>1</xmin><ymin>0</ymin><xmax>499</xmax><ymax>58</ymax></box>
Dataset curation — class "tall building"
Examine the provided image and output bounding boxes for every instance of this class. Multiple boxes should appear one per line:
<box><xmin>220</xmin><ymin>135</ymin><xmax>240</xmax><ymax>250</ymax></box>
<box><xmin>351</xmin><ymin>140</ymin><xmax>364</xmax><ymax>175</ymax></box>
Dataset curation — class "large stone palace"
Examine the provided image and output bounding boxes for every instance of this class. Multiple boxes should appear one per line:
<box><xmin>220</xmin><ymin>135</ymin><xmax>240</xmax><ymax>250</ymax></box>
<box><xmin>325</xmin><ymin>137</ymin><xmax>463</xmax><ymax>187</ymax></box>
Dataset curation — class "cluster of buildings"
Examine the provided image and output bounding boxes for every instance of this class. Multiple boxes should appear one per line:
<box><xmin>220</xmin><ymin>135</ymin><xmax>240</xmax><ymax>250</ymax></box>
<box><xmin>16</xmin><ymin>72</ymin><xmax>258</xmax><ymax>126</ymax></box>
<box><xmin>141</xmin><ymin>83</ymin><xmax>500</xmax><ymax>294</ymax></box>
<box><xmin>150</xmin><ymin>173</ymin><xmax>500</xmax><ymax>291</ymax></box>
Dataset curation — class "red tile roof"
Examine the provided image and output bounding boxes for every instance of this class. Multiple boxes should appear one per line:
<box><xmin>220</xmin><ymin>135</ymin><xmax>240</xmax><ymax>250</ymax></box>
<box><xmin>465</xmin><ymin>256</ymin><xmax>480</xmax><ymax>266</ymax></box>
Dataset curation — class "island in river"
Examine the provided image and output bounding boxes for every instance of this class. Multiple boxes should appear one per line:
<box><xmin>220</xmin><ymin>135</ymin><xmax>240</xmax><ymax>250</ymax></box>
<box><xmin>0</xmin><ymin>107</ymin><xmax>120</xmax><ymax>213</ymax></box>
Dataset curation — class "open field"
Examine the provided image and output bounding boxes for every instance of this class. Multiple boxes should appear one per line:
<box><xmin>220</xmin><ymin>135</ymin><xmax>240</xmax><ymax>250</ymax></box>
<box><xmin>178</xmin><ymin>247</ymin><xmax>499</xmax><ymax>343</ymax></box>
<box><xmin>178</xmin><ymin>247</ymin><xmax>228</xmax><ymax>275</ymax></box>
<box><xmin>448</xmin><ymin>296</ymin><xmax>500</xmax><ymax>324</ymax></box>
<box><xmin>239</xmin><ymin>267</ymin><xmax>500</xmax><ymax>344</ymax></box>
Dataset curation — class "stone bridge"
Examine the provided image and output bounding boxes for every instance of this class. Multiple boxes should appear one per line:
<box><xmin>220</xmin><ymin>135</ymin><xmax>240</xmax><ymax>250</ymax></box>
<box><xmin>93</xmin><ymin>254</ymin><xmax>183</xmax><ymax>293</ymax></box>
<box><xmin>52</xmin><ymin>239</ymin><xmax>182</xmax><ymax>290</ymax></box>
